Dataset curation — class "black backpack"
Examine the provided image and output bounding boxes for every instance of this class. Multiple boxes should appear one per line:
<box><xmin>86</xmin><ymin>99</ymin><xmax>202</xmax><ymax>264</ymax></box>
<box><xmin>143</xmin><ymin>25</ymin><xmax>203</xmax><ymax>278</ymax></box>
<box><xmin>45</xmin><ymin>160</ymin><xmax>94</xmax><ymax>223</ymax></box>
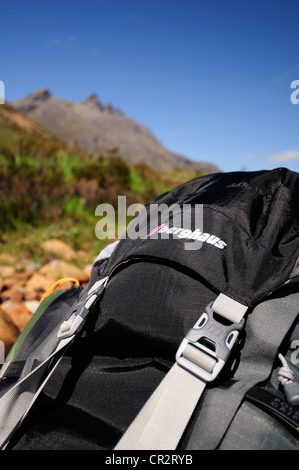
<box><xmin>1</xmin><ymin>168</ymin><xmax>299</xmax><ymax>451</ymax></box>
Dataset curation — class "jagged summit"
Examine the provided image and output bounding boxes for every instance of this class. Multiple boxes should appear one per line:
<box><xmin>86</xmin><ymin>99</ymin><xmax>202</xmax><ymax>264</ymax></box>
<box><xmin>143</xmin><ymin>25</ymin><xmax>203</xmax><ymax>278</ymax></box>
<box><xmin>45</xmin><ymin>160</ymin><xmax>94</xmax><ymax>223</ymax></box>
<box><xmin>29</xmin><ymin>88</ymin><xmax>52</xmax><ymax>101</ymax></box>
<box><xmin>12</xmin><ymin>89</ymin><xmax>220</xmax><ymax>173</ymax></box>
<box><xmin>13</xmin><ymin>88</ymin><xmax>52</xmax><ymax>114</ymax></box>
<box><xmin>82</xmin><ymin>93</ymin><xmax>103</xmax><ymax>110</ymax></box>
<box><xmin>82</xmin><ymin>94</ymin><xmax>122</xmax><ymax>115</ymax></box>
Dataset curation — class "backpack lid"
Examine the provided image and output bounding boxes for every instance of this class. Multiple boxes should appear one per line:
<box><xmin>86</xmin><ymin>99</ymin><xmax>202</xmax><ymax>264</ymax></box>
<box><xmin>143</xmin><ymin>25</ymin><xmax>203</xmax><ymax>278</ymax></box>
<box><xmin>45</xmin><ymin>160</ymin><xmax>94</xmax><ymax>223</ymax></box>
<box><xmin>105</xmin><ymin>168</ymin><xmax>299</xmax><ymax>307</ymax></box>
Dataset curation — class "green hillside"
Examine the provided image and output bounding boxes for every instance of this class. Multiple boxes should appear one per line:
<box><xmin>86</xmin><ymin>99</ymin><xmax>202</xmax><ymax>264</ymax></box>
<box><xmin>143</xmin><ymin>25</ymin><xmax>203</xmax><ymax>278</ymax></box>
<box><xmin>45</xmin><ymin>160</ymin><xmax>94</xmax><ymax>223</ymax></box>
<box><xmin>0</xmin><ymin>104</ymin><xmax>205</xmax><ymax>264</ymax></box>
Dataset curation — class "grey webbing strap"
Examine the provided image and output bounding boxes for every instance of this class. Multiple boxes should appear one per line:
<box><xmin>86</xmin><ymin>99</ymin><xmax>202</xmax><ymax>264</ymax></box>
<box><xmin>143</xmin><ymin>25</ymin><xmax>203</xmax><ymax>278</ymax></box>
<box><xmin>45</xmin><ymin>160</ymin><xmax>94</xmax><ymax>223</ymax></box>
<box><xmin>115</xmin><ymin>363</ymin><xmax>206</xmax><ymax>450</ymax></box>
<box><xmin>0</xmin><ymin>335</ymin><xmax>72</xmax><ymax>449</ymax></box>
<box><xmin>212</xmin><ymin>294</ymin><xmax>248</xmax><ymax>323</ymax></box>
<box><xmin>115</xmin><ymin>294</ymin><xmax>247</xmax><ymax>450</ymax></box>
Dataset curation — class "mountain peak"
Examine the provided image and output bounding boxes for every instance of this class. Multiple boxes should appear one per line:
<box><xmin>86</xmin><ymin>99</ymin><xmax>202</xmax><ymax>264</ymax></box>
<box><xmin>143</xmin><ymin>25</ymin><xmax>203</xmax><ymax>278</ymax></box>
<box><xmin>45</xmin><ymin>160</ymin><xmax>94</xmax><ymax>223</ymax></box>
<box><xmin>12</xmin><ymin>88</ymin><xmax>52</xmax><ymax>114</ymax></box>
<box><xmin>82</xmin><ymin>93</ymin><xmax>103</xmax><ymax>110</ymax></box>
<box><xmin>12</xmin><ymin>88</ymin><xmax>220</xmax><ymax>173</ymax></box>
<box><xmin>28</xmin><ymin>88</ymin><xmax>52</xmax><ymax>102</ymax></box>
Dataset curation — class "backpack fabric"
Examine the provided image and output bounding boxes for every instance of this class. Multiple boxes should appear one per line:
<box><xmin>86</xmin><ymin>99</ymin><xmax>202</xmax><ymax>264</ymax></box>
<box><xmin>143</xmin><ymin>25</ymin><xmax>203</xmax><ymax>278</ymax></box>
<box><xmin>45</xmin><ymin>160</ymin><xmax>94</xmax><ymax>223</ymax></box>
<box><xmin>2</xmin><ymin>168</ymin><xmax>299</xmax><ymax>450</ymax></box>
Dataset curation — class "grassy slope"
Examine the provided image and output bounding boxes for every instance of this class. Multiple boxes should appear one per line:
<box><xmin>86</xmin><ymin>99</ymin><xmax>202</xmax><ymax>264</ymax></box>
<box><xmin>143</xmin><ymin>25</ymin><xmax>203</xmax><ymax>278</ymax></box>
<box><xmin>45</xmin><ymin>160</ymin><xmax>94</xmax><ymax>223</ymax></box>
<box><xmin>0</xmin><ymin>106</ymin><xmax>205</xmax><ymax>267</ymax></box>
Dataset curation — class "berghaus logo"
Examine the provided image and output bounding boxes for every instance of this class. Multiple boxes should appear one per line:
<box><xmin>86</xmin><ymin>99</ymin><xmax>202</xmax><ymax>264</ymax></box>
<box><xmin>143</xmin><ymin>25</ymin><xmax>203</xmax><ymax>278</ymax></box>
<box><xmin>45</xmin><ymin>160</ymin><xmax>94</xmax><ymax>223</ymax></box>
<box><xmin>148</xmin><ymin>224</ymin><xmax>227</xmax><ymax>249</ymax></box>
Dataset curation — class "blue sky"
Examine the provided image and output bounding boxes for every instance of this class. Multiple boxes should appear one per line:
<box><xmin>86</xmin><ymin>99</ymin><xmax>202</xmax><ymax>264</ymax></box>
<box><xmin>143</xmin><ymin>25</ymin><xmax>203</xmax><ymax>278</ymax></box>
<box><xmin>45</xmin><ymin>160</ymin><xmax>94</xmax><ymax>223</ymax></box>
<box><xmin>1</xmin><ymin>0</ymin><xmax>299</xmax><ymax>173</ymax></box>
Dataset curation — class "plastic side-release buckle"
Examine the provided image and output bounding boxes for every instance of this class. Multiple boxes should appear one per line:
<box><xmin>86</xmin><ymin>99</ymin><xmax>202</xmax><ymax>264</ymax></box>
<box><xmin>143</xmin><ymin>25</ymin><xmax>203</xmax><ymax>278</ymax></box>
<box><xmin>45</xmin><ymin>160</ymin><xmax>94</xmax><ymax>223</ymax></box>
<box><xmin>176</xmin><ymin>302</ymin><xmax>245</xmax><ymax>382</ymax></box>
<box><xmin>57</xmin><ymin>277</ymin><xmax>108</xmax><ymax>340</ymax></box>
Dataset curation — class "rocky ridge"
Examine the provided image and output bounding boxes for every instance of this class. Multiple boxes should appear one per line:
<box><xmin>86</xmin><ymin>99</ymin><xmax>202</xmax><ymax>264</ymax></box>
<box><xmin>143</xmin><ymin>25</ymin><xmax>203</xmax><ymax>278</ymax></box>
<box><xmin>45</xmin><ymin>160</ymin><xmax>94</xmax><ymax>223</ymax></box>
<box><xmin>12</xmin><ymin>88</ymin><xmax>220</xmax><ymax>174</ymax></box>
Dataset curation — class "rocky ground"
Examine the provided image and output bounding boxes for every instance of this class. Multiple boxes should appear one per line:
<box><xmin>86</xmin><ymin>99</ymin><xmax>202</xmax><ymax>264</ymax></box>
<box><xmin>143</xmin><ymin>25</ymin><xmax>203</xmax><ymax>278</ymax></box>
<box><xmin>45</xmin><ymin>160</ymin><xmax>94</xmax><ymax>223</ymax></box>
<box><xmin>0</xmin><ymin>239</ymin><xmax>94</xmax><ymax>356</ymax></box>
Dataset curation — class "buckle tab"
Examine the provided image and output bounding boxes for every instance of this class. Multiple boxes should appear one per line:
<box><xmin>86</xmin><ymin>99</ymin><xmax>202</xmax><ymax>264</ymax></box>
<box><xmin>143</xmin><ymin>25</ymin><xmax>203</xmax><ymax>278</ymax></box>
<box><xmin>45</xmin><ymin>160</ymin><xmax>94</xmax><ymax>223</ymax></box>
<box><xmin>57</xmin><ymin>279</ymin><xmax>107</xmax><ymax>340</ymax></box>
<box><xmin>176</xmin><ymin>302</ymin><xmax>245</xmax><ymax>382</ymax></box>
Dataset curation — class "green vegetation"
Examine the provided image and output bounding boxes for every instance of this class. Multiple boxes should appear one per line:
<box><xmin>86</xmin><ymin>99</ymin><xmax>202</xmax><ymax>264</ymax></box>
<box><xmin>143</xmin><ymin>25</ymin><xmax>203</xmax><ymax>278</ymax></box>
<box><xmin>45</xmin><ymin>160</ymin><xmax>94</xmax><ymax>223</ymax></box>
<box><xmin>0</xmin><ymin>133</ymin><xmax>205</xmax><ymax>265</ymax></box>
